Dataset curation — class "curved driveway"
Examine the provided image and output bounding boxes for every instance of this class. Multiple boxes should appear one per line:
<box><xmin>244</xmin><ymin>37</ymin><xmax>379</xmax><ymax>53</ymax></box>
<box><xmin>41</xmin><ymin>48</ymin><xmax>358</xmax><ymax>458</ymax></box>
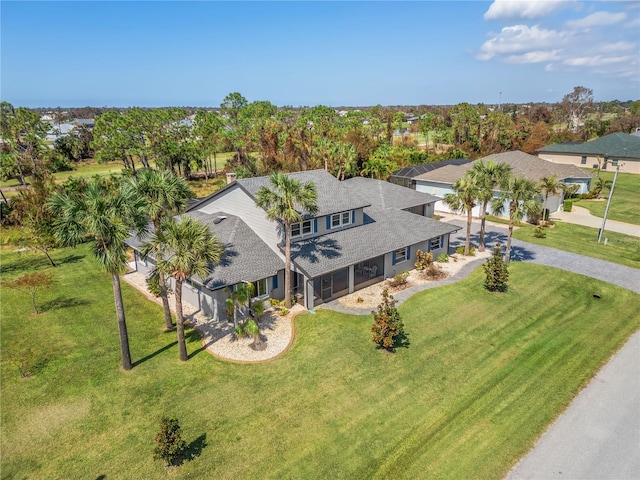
<box><xmin>445</xmin><ymin>219</ymin><xmax>640</xmax><ymax>480</ymax></box>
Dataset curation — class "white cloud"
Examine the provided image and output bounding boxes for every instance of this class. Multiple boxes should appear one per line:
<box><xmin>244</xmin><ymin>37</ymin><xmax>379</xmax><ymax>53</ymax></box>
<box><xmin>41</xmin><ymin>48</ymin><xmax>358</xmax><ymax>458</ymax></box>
<box><xmin>595</xmin><ymin>41</ymin><xmax>636</xmax><ymax>54</ymax></box>
<box><xmin>563</xmin><ymin>55</ymin><xmax>634</xmax><ymax>67</ymax></box>
<box><xmin>565</xmin><ymin>11</ymin><xmax>626</xmax><ymax>29</ymax></box>
<box><xmin>484</xmin><ymin>0</ymin><xmax>571</xmax><ymax>20</ymax></box>
<box><xmin>477</xmin><ymin>25</ymin><xmax>567</xmax><ymax>60</ymax></box>
<box><xmin>506</xmin><ymin>50</ymin><xmax>562</xmax><ymax>64</ymax></box>
<box><xmin>625</xmin><ymin>17</ymin><xmax>640</xmax><ymax>28</ymax></box>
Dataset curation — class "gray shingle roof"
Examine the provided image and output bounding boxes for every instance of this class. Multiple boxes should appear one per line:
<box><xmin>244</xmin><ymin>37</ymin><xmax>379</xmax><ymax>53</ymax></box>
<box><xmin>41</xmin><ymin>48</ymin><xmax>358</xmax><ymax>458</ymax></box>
<box><xmin>538</xmin><ymin>132</ymin><xmax>640</xmax><ymax>158</ymax></box>
<box><xmin>186</xmin><ymin>211</ymin><xmax>284</xmax><ymax>290</ymax></box>
<box><xmin>127</xmin><ymin>211</ymin><xmax>284</xmax><ymax>291</ymax></box>
<box><xmin>414</xmin><ymin>151</ymin><xmax>593</xmax><ymax>184</ymax></box>
<box><xmin>391</xmin><ymin>159</ymin><xmax>473</xmax><ymax>179</ymax></box>
<box><xmin>289</xmin><ymin>208</ymin><xmax>460</xmax><ymax>278</ymax></box>
<box><xmin>236</xmin><ymin>169</ymin><xmax>370</xmax><ymax>217</ymax></box>
<box><xmin>342</xmin><ymin>176</ymin><xmax>440</xmax><ymax>209</ymax></box>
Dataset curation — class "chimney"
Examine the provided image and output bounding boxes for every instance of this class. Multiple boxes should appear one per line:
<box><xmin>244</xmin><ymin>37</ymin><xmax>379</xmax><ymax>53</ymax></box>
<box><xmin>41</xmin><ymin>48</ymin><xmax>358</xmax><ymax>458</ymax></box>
<box><xmin>226</xmin><ymin>172</ymin><xmax>237</xmax><ymax>185</ymax></box>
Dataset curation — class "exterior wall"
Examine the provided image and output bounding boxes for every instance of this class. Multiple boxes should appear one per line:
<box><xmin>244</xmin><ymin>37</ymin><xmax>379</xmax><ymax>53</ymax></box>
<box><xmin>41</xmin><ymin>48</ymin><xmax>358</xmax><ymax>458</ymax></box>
<box><xmin>309</xmin><ymin>207</ymin><xmax>365</xmax><ymax>238</ymax></box>
<box><xmin>424</xmin><ymin>203</ymin><xmax>435</xmax><ymax>217</ymax></box>
<box><xmin>538</xmin><ymin>152</ymin><xmax>640</xmax><ymax>175</ymax></box>
<box><xmin>561</xmin><ymin>177</ymin><xmax>591</xmax><ymax>195</ymax></box>
<box><xmin>134</xmin><ymin>251</ymin><xmax>154</xmax><ymax>277</ymax></box>
<box><xmin>197</xmin><ymin>185</ymin><xmax>284</xmax><ymax>260</ymax></box>
<box><xmin>415</xmin><ymin>181</ymin><xmax>484</xmax><ymax>217</ymax></box>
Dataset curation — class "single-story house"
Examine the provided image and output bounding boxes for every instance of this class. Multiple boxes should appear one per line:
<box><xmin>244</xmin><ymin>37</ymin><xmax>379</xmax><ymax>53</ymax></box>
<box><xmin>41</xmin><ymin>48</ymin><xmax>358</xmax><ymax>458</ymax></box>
<box><xmin>412</xmin><ymin>151</ymin><xmax>595</xmax><ymax>217</ymax></box>
<box><xmin>389</xmin><ymin>159</ymin><xmax>473</xmax><ymax>189</ymax></box>
<box><xmin>537</xmin><ymin>132</ymin><xmax>640</xmax><ymax>174</ymax></box>
<box><xmin>128</xmin><ymin>169</ymin><xmax>460</xmax><ymax>321</ymax></box>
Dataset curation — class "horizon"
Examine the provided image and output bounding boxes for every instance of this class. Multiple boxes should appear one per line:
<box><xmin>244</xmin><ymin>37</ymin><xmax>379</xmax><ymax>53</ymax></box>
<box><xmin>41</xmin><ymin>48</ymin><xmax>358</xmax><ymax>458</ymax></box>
<box><xmin>2</xmin><ymin>1</ymin><xmax>639</xmax><ymax>108</ymax></box>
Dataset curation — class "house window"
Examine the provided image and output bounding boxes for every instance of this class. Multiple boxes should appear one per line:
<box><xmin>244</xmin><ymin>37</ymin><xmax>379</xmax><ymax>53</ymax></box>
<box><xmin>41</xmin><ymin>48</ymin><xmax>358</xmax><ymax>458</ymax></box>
<box><xmin>611</xmin><ymin>159</ymin><xmax>619</xmax><ymax>166</ymax></box>
<box><xmin>291</xmin><ymin>220</ymin><xmax>313</xmax><ymax>238</ymax></box>
<box><xmin>254</xmin><ymin>278</ymin><xmax>268</xmax><ymax>298</ymax></box>
<box><xmin>394</xmin><ymin>247</ymin><xmax>408</xmax><ymax>263</ymax></box>
<box><xmin>581</xmin><ymin>156</ymin><xmax>587</xmax><ymax>165</ymax></box>
<box><xmin>330</xmin><ymin>211</ymin><xmax>352</xmax><ymax>229</ymax></box>
<box><xmin>429</xmin><ymin>236</ymin><xmax>442</xmax><ymax>250</ymax></box>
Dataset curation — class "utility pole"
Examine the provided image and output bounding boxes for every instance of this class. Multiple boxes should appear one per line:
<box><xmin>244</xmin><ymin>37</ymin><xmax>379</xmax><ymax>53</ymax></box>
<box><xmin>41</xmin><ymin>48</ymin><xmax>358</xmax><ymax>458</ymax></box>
<box><xmin>597</xmin><ymin>161</ymin><xmax>622</xmax><ymax>243</ymax></box>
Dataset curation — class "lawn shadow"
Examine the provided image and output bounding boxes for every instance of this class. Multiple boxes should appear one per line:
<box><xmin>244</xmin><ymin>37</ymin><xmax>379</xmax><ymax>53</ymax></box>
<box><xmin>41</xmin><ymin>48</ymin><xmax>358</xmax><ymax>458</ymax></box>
<box><xmin>186</xmin><ymin>329</ymin><xmax>208</xmax><ymax>359</ymax></box>
<box><xmin>181</xmin><ymin>433</ymin><xmax>207</xmax><ymax>463</ymax></box>
<box><xmin>133</xmin><ymin>341</ymin><xmax>178</xmax><ymax>367</ymax></box>
<box><xmin>394</xmin><ymin>332</ymin><xmax>410</xmax><ymax>350</ymax></box>
<box><xmin>0</xmin><ymin>252</ymin><xmax>84</xmax><ymax>275</ymax></box>
<box><xmin>40</xmin><ymin>296</ymin><xmax>91</xmax><ymax>313</ymax></box>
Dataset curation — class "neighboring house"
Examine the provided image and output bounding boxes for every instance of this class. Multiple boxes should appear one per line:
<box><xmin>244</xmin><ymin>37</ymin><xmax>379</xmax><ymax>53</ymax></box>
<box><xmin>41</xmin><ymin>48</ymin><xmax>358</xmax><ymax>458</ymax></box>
<box><xmin>412</xmin><ymin>151</ymin><xmax>594</xmax><ymax>217</ymax></box>
<box><xmin>389</xmin><ymin>159</ymin><xmax>474</xmax><ymax>189</ymax></box>
<box><xmin>128</xmin><ymin>169</ymin><xmax>460</xmax><ymax>320</ymax></box>
<box><xmin>45</xmin><ymin>123</ymin><xmax>76</xmax><ymax>142</ymax></box>
<box><xmin>537</xmin><ymin>132</ymin><xmax>640</xmax><ymax>174</ymax></box>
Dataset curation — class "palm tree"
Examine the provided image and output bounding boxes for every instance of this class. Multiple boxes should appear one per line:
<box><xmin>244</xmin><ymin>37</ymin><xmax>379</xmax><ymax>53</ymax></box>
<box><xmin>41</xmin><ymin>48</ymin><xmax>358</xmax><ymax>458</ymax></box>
<box><xmin>48</xmin><ymin>179</ymin><xmax>147</xmax><ymax>371</ymax></box>
<box><xmin>468</xmin><ymin>159</ymin><xmax>512</xmax><ymax>252</ymax></box>
<box><xmin>225</xmin><ymin>282</ymin><xmax>254</xmax><ymax>331</ymax></box>
<box><xmin>122</xmin><ymin>168</ymin><xmax>193</xmax><ymax>331</ymax></box>
<box><xmin>255</xmin><ymin>172</ymin><xmax>318</xmax><ymax>308</ymax></box>
<box><xmin>443</xmin><ymin>174</ymin><xmax>480</xmax><ymax>256</ymax></box>
<box><xmin>141</xmin><ymin>216</ymin><xmax>223</xmax><ymax>361</ymax></box>
<box><xmin>491</xmin><ymin>176</ymin><xmax>541</xmax><ymax>265</ymax></box>
<box><xmin>540</xmin><ymin>175</ymin><xmax>564</xmax><ymax>224</ymax></box>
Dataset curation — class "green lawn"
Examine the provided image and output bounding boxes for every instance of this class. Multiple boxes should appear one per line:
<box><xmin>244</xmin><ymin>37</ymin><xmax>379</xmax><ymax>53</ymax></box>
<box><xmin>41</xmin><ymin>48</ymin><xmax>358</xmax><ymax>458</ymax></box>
<box><xmin>511</xmin><ymin>220</ymin><xmax>640</xmax><ymax>269</ymax></box>
<box><xmin>574</xmin><ymin>170</ymin><xmax>640</xmax><ymax>225</ymax></box>
<box><xmin>2</xmin><ymin>244</ymin><xmax>638</xmax><ymax>479</ymax></box>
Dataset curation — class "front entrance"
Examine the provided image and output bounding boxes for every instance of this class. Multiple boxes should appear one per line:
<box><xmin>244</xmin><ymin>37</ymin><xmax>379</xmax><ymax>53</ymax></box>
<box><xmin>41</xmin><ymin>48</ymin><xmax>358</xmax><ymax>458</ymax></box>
<box><xmin>313</xmin><ymin>267</ymin><xmax>349</xmax><ymax>304</ymax></box>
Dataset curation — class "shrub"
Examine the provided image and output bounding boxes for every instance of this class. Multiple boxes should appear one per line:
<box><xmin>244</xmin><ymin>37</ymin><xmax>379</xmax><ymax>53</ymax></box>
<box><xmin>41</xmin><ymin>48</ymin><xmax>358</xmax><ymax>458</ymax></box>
<box><xmin>414</xmin><ymin>249</ymin><xmax>432</xmax><ymax>270</ymax></box>
<box><xmin>371</xmin><ymin>288</ymin><xmax>404</xmax><ymax>352</ymax></box>
<box><xmin>424</xmin><ymin>263</ymin><xmax>448</xmax><ymax>280</ymax></box>
<box><xmin>563</xmin><ymin>200</ymin><xmax>573</xmax><ymax>212</ymax></box>
<box><xmin>436</xmin><ymin>253</ymin><xmax>449</xmax><ymax>263</ymax></box>
<box><xmin>432</xmin><ymin>215</ymin><xmax>442</xmax><ymax>221</ymax></box>
<box><xmin>455</xmin><ymin>246</ymin><xmax>465</xmax><ymax>255</ymax></box>
<box><xmin>153</xmin><ymin>416</ymin><xmax>186</xmax><ymax>467</ymax></box>
<box><xmin>456</xmin><ymin>246</ymin><xmax>476</xmax><ymax>256</ymax></box>
<box><xmin>279</xmin><ymin>308</ymin><xmax>290</xmax><ymax>316</ymax></box>
<box><xmin>389</xmin><ymin>271</ymin><xmax>409</xmax><ymax>288</ymax></box>
<box><xmin>356</xmin><ymin>297</ymin><xmax>364</xmax><ymax>303</ymax></box>
<box><xmin>483</xmin><ymin>244</ymin><xmax>509</xmax><ymax>292</ymax></box>
<box><xmin>533</xmin><ymin>225</ymin><xmax>547</xmax><ymax>238</ymax></box>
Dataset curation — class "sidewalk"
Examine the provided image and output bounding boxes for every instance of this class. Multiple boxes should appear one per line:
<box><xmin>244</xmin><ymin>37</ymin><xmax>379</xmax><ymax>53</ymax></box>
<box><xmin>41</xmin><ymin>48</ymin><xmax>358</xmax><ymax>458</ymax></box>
<box><xmin>551</xmin><ymin>206</ymin><xmax>640</xmax><ymax>237</ymax></box>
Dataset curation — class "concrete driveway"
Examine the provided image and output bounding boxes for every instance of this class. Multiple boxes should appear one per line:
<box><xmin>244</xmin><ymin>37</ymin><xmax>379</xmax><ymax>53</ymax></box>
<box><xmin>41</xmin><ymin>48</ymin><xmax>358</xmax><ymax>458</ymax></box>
<box><xmin>444</xmin><ymin>218</ymin><xmax>640</xmax><ymax>480</ymax></box>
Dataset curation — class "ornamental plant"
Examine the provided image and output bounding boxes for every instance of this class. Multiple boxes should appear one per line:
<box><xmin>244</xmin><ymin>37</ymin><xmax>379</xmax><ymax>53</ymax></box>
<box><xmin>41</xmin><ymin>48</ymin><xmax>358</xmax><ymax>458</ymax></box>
<box><xmin>371</xmin><ymin>288</ymin><xmax>405</xmax><ymax>352</ymax></box>
<box><xmin>153</xmin><ymin>416</ymin><xmax>186</xmax><ymax>467</ymax></box>
<box><xmin>483</xmin><ymin>244</ymin><xmax>509</xmax><ymax>292</ymax></box>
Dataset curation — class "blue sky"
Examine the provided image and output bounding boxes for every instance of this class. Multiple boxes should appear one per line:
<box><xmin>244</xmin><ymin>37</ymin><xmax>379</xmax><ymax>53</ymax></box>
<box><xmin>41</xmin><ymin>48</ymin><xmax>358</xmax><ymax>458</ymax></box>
<box><xmin>1</xmin><ymin>1</ymin><xmax>639</xmax><ymax>108</ymax></box>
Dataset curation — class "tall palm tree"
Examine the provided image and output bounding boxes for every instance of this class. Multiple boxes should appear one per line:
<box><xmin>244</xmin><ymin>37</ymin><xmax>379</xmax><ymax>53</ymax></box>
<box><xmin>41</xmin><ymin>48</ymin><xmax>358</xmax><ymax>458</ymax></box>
<box><xmin>491</xmin><ymin>176</ymin><xmax>541</xmax><ymax>265</ymax></box>
<box><xmin>141</xmin><ymin>216</ymin><xmax>223</xmax><ymax>361</ymax></box>
<box><xmin>443</xmin><ymin>174</ymin><xmax>480</xmax><ymax>256</ymax></box>
<box><xmin>121</xmin><ymin>168</ymin><xmax>193</xmax><ymax>331</ymax></box>
<box><xmin>48</xmin><ymin>179</ymin><xmax>147</xmax><ymax>371</ymax></box>
<box><xmin>255</xmin><ymin>172</ymin><xmax>318</xmax><ymax>308</ymax></box>
<box><xmin>468</xmin><ymin>159</ymin><xmax>512</xmax><ymax>251</ymax></box>
<box><xmin>540</xmin><ymin>175</ymin><xmax>564</xmax><ymax>224</ymax></box>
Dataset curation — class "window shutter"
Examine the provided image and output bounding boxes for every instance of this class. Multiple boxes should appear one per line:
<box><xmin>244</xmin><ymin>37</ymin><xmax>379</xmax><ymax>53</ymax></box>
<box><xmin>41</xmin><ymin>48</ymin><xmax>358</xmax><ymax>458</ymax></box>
<box><xmin>314</xmin><ymin>218</ymin><xmax>318</xmax><ymax>233</ymax></box>
<box><xmin>351</xmin><ymin>210</ymin><xmax>355</xmax><ymax>224</ymax></box>
<box><xmin>326</xmin><ymin>216</ymin><xmax>331</xmax><ymax>230</ymax></box>
<box><xmin>272</xmin><ymin>275</ymin><xmax>278</xmax><ymax>290</ymax></box>
<box><xmin>392</xmin><ymin>250</ymin><xmax>397</xmax><ymax>265</ymax></box>
<box><xmin>407</xmin><ymin>246</ymin><xmax>411</xmax><ymax>260</ymax></box>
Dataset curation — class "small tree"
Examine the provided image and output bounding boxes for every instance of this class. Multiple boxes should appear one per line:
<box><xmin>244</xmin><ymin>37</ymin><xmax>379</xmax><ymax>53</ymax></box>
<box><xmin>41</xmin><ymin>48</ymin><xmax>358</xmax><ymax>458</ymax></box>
<box><xmin>483</xmin><ymin>244</ymin><xmax>509</xmax><ymax>292</ymax></box>
<box><xmin>1</xmin><ymin>272</ymin><xmax>54</xmax><ymax>314</ymax></box>
<box><xmin>153</xmin><ymin>416</ymin><xmax>187</xmax><ymax>467</ymax></box>
<box><xmin>371</xmin><ymin>288</ymin><xmax>404</xmax><ymax>352</ymax></box>
<box><xmin>414</xmin><ymin>249</ymin><xmax>432</xmax><ymax>271</ymax></box>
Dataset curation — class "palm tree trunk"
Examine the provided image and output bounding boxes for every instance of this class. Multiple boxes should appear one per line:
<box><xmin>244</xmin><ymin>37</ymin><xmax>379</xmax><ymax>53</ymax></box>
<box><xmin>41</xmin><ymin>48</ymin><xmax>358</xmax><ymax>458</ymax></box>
<box><xmin>174</xmin><ymin>279</ymin><xmax>188</xmax><ymax>361</ymax></box>
<box><xmin>158</xmin><ymin>274</ymin><xmax>174</xmax><ymax>330</ymax></box>
<box><xmin>465</xmin><ymin>208</ymin><xmax>472</xmax><ymax>256</ymax></box>
<box><xmin>112</xmin><ymin>273</ymin><xmax>133</xmax><ymax>370</ymax></box>
<box><xmin>479</xmin><ymin>200</ymin><xmax>488</xmax><ymax>252</ymax></box>
<box><xmin>284</xmin><ymin>223</ymin><xmax>292</xmax><ymax>308</ymax></box>
<box><xmin>505</xmin><ymin>217</ymin><xmax>514</xmax><ymax>266</ymax></box>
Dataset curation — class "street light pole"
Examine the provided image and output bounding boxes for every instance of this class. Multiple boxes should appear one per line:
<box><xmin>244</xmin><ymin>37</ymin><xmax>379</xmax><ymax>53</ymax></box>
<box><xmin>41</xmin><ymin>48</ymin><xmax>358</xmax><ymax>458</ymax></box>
<box><xmin>597</xmin><ymin>162</ymin><xmax>621</xmax><ymax>243</ymax></box>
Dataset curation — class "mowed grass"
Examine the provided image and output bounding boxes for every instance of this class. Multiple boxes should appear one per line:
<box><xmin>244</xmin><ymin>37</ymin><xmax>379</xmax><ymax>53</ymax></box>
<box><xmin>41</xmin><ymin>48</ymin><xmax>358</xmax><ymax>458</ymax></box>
<box><xmin>510</xmin><ymin>220</ymin><xmax>640</xmax><ymax>269</ymax></box>
<box><xmin>574</xmin><ymin>170</ymin><xmax>640</xmax><ymax>225</ymax></box>
<box><xmin>1</xmin><ymin>245</ymin><xmax>639</xmax><ymax>479</ymax></box>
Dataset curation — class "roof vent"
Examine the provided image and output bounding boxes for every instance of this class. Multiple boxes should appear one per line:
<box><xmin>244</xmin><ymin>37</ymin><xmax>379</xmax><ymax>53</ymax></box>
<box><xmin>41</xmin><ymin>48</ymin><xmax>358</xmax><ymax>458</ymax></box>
<box><xmin>213</xmin><ymin>216</ymin><xmax>227</xmax><ymax>224</ymax></box>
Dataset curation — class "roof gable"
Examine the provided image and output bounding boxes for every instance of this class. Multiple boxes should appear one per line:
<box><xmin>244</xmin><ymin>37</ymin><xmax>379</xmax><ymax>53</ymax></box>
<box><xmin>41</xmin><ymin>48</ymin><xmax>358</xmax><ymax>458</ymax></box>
<box><xmin>342</xmin><ymin>177</ymin><xmax>440</xmax><ymax>210</ymax></box>
<box><xmin>538</xmin><ymin>132</ymin><xmax>640</xmax><ymax>158</ymax></box>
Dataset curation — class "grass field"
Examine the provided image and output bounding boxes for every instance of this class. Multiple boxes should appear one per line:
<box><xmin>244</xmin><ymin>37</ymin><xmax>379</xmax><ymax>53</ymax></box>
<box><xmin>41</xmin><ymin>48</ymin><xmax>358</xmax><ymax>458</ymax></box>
<box><xmin>2</xmin><ymin>243</ymin><xmax>638</xmax><ymax>479</ymax></box>
<box><xmin>574</xmin><ymin>170</ymin><xmax>640</xmax><ymax>225</ymax></box>
<box><xmin>487</xmin><ymin>216</ymin><xmax>640</xmax><ymax>270</ymax></box>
